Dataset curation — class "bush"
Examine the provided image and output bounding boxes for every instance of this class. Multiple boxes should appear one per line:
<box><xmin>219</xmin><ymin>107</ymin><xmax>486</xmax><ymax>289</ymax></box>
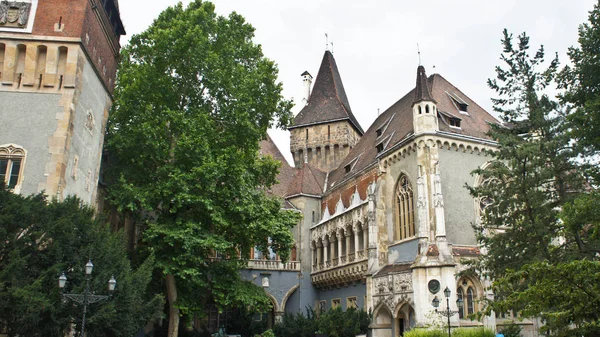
<box><xmin>404</xmin><ymin>329</ymin><xmax>447</xmax><ymax>337</ymax></box>
<box><xmin>273</xmin><ymin>307</ymin><xmax>370</xmax><ymax>337</ymax></box>
<box><xmin>453</xmin><ymin>327</ymin><xmax>495</xmax><ymax>337</ymax></box>
<box><xmin>405</xmin><ymin>327</ymin><xmax>494</xmax><ymax>337</ymax></box>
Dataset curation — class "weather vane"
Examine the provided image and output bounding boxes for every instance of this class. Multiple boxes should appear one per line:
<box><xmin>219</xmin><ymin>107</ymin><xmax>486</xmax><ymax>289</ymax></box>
<box><xmin>417</xmin><ymin>43</ymin><xmax>422</xmax><ymax>66</ymax></box>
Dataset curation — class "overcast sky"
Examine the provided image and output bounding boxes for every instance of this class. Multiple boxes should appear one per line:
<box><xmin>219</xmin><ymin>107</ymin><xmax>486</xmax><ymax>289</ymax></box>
<box><xmin>117</xmin><ymin>0</ymin><xmax>596</xmax><ymax>165</ymax></box>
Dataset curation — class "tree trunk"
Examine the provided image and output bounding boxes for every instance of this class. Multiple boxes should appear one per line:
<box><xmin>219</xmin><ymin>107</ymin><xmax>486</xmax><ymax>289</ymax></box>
<box><xmin>166</xmin><ymin>274</ymin><xmax>180</xmax><ymax>337</ymax></box>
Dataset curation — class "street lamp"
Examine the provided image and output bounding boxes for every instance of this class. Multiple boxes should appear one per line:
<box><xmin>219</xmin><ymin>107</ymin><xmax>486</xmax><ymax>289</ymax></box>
<box><xmin>432</xmin><ymin>286</ymin><xmax>463</xmax><ymax>337</ymax></box>
<box><xmin>59</xmin><ymin>259</ymin><xmax>116</xmax><ymax>337</ymax></box>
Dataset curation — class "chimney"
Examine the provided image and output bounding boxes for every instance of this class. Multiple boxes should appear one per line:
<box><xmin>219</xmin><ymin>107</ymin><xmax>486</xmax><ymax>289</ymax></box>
<box><xmin>301</xmin><ymin>71</ymin><xmax>313</xmax><ymax>106</ymax></box>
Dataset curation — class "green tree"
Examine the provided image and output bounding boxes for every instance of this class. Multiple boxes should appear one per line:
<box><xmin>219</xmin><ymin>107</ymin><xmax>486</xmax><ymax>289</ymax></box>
<box><xmin>469</xmin><ymin>28</ymin><xmax>600</xmax><ymax>336</ymax></box>
<box><xmin>105</xmin><ymin>2</ymin><xmax>299</xmax><ymax>337</ymax></box>
<box><xmin>560</xmin><ymin>0</ymin><xmax>600</xmax><ymax>181</ymax></box>
<box><xmin>0</xmin><ymin>184</ymin><xmax>162</xmax><ymax>337</ymax></box>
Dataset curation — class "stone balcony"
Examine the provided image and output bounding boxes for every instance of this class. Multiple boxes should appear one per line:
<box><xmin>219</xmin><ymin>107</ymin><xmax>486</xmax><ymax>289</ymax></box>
<box><xmin>311</xmin><ymin>250</ymin><xmax>368</xmax><ymax>288</ymax></box>
<box><xmin>246</xmin><ymin>259</ymin><xmax>301</xmax><ymax>272</ymax></box>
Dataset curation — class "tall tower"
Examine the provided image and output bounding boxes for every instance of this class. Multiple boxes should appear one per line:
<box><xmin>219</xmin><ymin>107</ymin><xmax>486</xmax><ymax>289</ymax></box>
<box><xmin>289</xmin><ymin>51</ymin><xmax>363</xmax><ymax>172</ymax></box>
<box><xmin>0</xmin><ymin>0</ymin><xmax>125</xmax><ymax>205</ymax></box>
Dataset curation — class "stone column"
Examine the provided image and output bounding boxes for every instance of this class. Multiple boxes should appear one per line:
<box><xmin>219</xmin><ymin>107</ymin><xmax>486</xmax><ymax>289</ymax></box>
<box><xmin>345</xmin><ymin>231</ymin><xmax>352</xmax><ymax>256</ymax></box>
<box><xmin>322</xmin><ymin>238</ymin><xmax>328</xmax><ymax>267</ymax></box>
<box><xmin>363</xmin><ymin>226</ymin><xmax>368</xmax><ymax>254</ymax></box>
<box><xmin>329</xmin><ymin>235</ymin><xmax>336</xmax><ymax>266</ymax></box>
<box><xmin>337</xmin><ymin>231</ymin><xmax>343</xmax><ymax>265</ymax></box>
<box><xmin>353</xmin><ymin>224</ymin><xmax>360</xmax><ymax>254</ymax></box>
<box><xmin>312</xmin><ymin>244</ymin><xmax>317</xmax><ymax>271</ymax></box>
<box><xmin>2</xmin><ymin>42</ymin><xmax>16</xmax><ymax>84</ymax></box>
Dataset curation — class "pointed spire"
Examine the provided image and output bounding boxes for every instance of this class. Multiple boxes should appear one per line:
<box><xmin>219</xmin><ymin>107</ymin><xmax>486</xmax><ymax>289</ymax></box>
<box><xmin>413</xmin><ymin>66</ymin><xmax>436</xmax><ymax>105</ymax></box>
<box><xmin>291</xmin><ymin>51</ymin><xmax>364</xmax><ymax>135</ymax></box>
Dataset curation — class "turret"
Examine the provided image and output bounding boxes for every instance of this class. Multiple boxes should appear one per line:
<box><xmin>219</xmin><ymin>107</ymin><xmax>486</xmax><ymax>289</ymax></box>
<box><xmin>289</xmin><ymin>51</ymin><xmax>363</xmax><ymax>171</ymax></box>
<box><xmin>412</xmin><ymin>66</ymin><xmax>438</xmax><ymax>134</ymax></box>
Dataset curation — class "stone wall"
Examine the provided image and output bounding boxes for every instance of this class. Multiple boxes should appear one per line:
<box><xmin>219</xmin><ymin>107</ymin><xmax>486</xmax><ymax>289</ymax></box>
<box><xmin>290</xmin><ymin>120</ymin><xmax>361</xmax><ymax>172</ymax></box>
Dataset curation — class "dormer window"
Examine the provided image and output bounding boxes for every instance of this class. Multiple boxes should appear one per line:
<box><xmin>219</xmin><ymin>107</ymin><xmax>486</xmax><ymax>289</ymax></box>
<box><xmin>343</xmin><ymin>155</ymin><xmax>362</xmax><ymax>175</ymax></box>
<box><xmin>438</xmin><ymin>110</ymin><xmax>462</xmax><ymax>129</ymax></box>
<box><xmin>446</xmin><ymin>91</ymin><xmax>469</xmax><ymax>114</ymax></box>
<box><xmin>449</xmin><ymin>118</ymin><xmax>461</xmax><ymax>128</ymax></box>
<box><xmin>376</xmin><ymin>128</ymin><xmax>382</xmax><ymax>137</ymax></box>
<box><xmin>376</xmin><ymin>143</ymin><xmax>384</xmax><ymax>153</ymax></box>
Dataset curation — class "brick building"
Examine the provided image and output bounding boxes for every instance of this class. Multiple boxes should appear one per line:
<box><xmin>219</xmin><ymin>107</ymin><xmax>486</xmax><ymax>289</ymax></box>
<box><xmin>0</xmin><ymin>0</ymin><xmax>124</xmax><ymax>204</ymax></box>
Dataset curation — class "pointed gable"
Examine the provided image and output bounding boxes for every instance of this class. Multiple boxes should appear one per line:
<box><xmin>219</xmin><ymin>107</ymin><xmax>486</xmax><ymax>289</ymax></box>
<box><xmin>285</xmin><ymin>164</ymin><xmax>327</xmax><ymax>198</ymax></box>
<box><xmin>259</xmin><ymin>134</ymin><xmax>295</xmax><ymax>198</ymax></box>
<box><xmin>291</xmin><ymin>51</ymin><xmax>364</xmax><ymax>135</ymax></box>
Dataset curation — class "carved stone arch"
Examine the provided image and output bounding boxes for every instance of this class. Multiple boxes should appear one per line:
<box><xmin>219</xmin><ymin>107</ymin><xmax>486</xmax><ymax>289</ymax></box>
<box><xmin>281</xmin><ymin>284</ymin><xmax>299</xmax><ymax>312</ymax></box>
<box><xmin>265</xmin><ymin>293</ymin><xmax>280</xmax><ymax>312</ymax></box>
<box><xmin>372</xmin><ymin>299</ymin><xmax>393</xmax><ymax>320</ymax></box>
<box><xmin>393</xmin><ymin>300</ymin><xmax>414</xmax><ymax>319</ymax></box>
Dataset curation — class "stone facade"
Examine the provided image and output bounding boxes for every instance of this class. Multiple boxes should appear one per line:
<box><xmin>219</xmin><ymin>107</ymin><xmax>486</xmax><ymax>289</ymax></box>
<box><xmin>252</xmin><ymin>52</ymin><xmax>543</xmax><ymax>337</ymax></box>
<box><xmin>290</xmin><ymin>120</ymin><xmax>362</xmax><ymax>171</ymax></box>
<box><xmin>0</xmin><ymin>0</ymin><xmax>123</xmax><ymax>205</ymax></box>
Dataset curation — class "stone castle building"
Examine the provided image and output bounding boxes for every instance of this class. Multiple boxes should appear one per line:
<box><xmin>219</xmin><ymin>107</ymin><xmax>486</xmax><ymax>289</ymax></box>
<box><xmin>0</xmin><ymin>0</ymin><xmax>124</xmax><ymax>204</ymax></box>
<box><xmin>241</xmin><ymin>50</ymin><xmax>542</xmax><ymax>336</ymax></box>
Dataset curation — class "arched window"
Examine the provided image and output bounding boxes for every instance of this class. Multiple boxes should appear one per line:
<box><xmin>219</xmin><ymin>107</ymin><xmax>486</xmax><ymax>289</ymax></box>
<box><xmin>0</xmin><ymin>144</ymin><xmax>26</xmax><ymax>190</ymax></box>
<box><xmin>456</xmin><ymin>287</ymin><xmax>464</xmax><ymax>319</ymax></box>
<box><xmin>467</xmin><ymin>287</ymin><xmax>475</xmax><ymax>315</ymax></box>
<box><xmin>395</xmin><ymin>174</ymin><xmax>415</xmax><ymax>240</ymax></box>
<box><xmin>457</xmin><ymin>278</ymin><xmax>479</xmax><ymax>319</ymax></box>
<box><xmin>425</xmin><ymin>105</ymin><xmax>430</xmax><ymax>113</ymax></box>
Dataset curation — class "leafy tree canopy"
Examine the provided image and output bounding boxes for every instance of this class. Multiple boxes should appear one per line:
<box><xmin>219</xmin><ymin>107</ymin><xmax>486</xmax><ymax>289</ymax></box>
<box><xmin>105</xmin><ymin>1</ymin><xmax>300</xmax><ymax>336</ymax></box>
<box><xmin>0</xmin><ymin>184</ymin><xmax>161</xmax><ymax>337</ymax></box>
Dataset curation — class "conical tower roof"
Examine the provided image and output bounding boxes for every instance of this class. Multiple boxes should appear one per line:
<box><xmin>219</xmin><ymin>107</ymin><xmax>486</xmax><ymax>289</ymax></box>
<box><xmin>413</xmin><ymin>65</ymin><xmax>436</xmax><ymax>104</ymax></box>
<box><xmin>290</xmin><ymin>51</ymin><xmax>364</xmax><ymax>135</ymax></box>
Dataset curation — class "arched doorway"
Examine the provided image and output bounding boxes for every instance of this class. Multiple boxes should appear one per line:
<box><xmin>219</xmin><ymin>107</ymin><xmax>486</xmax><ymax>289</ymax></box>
<box><xmin>372</xmin><ymin>304</ymin><xmax>393</xmax><ymax>337</ymax></box>
<box><xmin>393</xmin><ymin>303</ymin><xmax>415</xmax><ymax>336</ymax></box>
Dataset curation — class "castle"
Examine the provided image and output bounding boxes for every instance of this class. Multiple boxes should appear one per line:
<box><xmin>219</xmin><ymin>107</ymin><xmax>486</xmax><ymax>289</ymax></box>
<box><xmin>239</xmin><ymin>50</ymin><xmax>542</xmax><ymax>336</ymax></box>
<box><xmin>0</xmin><ymin>0</ymin><xmax>124</xmax><ymax>205</ymax></box>
<box><xmin>0</xmin><ymin>1</ymin><xmax>538</xmax><ymax>335</ymax></box>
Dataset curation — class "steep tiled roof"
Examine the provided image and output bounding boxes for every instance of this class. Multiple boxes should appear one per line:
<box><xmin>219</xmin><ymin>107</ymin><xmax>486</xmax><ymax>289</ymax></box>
<box><xmin>291</xmin><ymin>51</ymin><xmax>364</xmax><ymax>135</ymax></box>
<box><xmin>285</xmin><ymin>164</ymin><xmax>327</xmax><ymax>198</ymax></box>
<box><xmin>259</xmin><ymin>134</ymin><xmax>295</xmax><ymax>198</ymax></box>
<box><xmin>374</xmin><ymin>263</ymin><xmax>412</xmax><ymax>277</ymax></box>
<box><xmin>326</xmin><ymin>69</ymin><xmax>499</xmax><ymax>190</ymax></box>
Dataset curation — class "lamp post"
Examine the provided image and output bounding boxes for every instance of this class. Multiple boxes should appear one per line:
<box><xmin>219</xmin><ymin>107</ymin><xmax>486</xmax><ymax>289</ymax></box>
<box><xmin>432</xmin><ymin>286</ymin><xmax>463</xmax><ymax>337</ymax></box>
<box><xmin>58</xmin><ymin>259</ymin><xmax>116</xmax><ymax>337</ymax></box>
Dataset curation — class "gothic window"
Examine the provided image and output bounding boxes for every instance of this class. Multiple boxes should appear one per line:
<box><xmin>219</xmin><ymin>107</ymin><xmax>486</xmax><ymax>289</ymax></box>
<box><xmin>457</xmin><ymin>287</ymin><xmax>464</xmax><ymax>319</ymax></box>
<box><xmin>467</xmin><ymin>287</ymin><xmax>475</xmax><ymax>315</ymax></box>
<box><xmin>0</xmin><ymin>144</ymin><xmax>25</xmax><ymax>190</ymax></box>
<box><xmin>395</xmin><ymin>174</ymin><xmax>415</xmax><ymax>240</ymax></box>
<box><xmin>457</xmin><ymin>278</ymin><xmax>478</xmax><ymax>319</ymax></box>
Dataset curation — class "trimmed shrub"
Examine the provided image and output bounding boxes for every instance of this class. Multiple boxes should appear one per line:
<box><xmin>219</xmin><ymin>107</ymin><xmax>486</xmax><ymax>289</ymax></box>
<box><xmin>405</xmin><ymin>327</ymin><xmax>494</xmax><ymax>337</ymax></box>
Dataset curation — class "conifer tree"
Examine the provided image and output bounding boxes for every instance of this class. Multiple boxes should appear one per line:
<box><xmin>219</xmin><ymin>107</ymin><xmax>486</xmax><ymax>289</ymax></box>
<box><xmin>469</xmin><ymin>29</ymin><xmax>600</xmax><ymax>336</ymax></box>
<box><xmin>0</xmin><ymin>184</ymin><xmax>161</xmax><ymax>337</ymax></box>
